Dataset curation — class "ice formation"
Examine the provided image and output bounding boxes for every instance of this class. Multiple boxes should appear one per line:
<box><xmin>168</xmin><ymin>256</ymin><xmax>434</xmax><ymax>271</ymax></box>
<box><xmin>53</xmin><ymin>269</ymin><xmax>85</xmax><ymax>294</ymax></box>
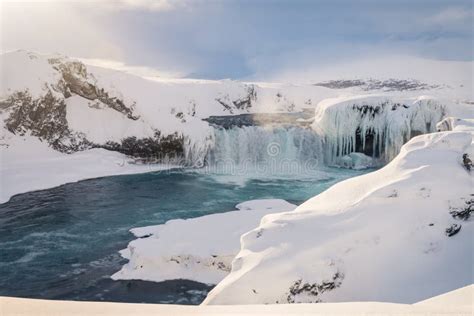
<box><xmin>313</xmin><ymin>95</ymin><xmax>447</xmax><ymax>164</ymax></box>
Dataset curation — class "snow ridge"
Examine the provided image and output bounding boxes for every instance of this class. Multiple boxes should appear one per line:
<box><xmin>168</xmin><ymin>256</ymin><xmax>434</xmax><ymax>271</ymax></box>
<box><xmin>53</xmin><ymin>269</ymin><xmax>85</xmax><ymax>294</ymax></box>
<box><xmin>203</xmin><ymin>127</ymin><xmax>473</xmax><ymax>305</ymax></box>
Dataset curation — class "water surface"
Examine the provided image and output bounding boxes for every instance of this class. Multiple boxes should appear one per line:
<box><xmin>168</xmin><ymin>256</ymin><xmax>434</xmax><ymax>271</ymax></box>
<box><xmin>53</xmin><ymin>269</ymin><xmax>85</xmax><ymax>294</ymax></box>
<box><xmin>0</xmin><ymin>168</ymin><xmax>369</xmax><ymax>303</ymax></box>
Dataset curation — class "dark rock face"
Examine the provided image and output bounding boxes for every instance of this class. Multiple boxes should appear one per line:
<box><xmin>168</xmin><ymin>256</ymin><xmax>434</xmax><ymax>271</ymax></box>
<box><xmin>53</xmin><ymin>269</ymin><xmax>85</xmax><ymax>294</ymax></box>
<box><xmin>1</xmin><ymin>90</ymin><xmax>67</xmax><ymax>141</ymax></box>
<box><xmin>1</xmin><ymin>57</ymin><xmax>185</xmax><ymax>161</ymax></box>
<box><xmin>0</xmin><ymin>90</ymin><xmax>91</xmax><ymax>152</ymax></box>
<box><xmin>445</xmin><ymin>224</ymin><xmax>462</xmax><ymax>237</ymax></box>
<box><xmin>49</xmin><ymin>59</ymin><xmax>139</xmax><ymax>120</ymax></box>
<box><xmin>98</xmin><ymin>131</ymin><xmax>185</xmax><ymax>162</ymax></box>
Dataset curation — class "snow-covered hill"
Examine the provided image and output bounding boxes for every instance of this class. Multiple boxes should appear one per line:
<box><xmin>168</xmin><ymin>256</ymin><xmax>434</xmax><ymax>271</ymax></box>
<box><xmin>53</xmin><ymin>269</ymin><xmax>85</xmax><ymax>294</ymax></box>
<box><xmin>203</xmin><ymin>127</ymin><xmax>473</xmax><ymax>304</ymax></box>
<box><xmin>1</xmin><ymin>49</ymin><xmax>472</xmax><ymax>203</ymax></box>
<box><xmin>1</xmin><ymin>285</ymin><xmax>472</xmax><ymax>316</ymax></box>
<box><xmin>1</xmin><ymin>50</ymin><xmax>473</xmax><ymax>305</ymax></box>
<box><xmin>0</xmin><ymin>50</ymin><xmax>341</xmax><ymax>162</ymax></box>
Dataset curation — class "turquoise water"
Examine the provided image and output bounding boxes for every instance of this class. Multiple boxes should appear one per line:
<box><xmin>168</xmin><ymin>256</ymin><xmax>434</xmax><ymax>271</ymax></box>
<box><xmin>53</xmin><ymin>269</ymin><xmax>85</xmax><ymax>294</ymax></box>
<box><xmin>0</xmin><ymin>167</ymin><xmax>369</xmax><ymax>304</ymax></box>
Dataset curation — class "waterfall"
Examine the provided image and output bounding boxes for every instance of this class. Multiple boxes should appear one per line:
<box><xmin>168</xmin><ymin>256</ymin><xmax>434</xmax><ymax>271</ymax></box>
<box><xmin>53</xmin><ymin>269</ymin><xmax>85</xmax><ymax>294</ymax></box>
<box><xmin>182</xmin><ymin>96</ymin><xmax>446</xmax><ymax>171</ymax></box>
<box><xmin>183</xmin><ymin>126</ymin><xmax>324</xmax><ymax>174</ymax></box>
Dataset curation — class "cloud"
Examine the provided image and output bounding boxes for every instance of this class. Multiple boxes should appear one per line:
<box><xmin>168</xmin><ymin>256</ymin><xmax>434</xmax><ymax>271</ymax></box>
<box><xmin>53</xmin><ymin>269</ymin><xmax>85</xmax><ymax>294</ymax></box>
<box><xmin>100</xmin><ymin>0</ymin><xmax>188</xmax><ymax>12</ymax></box>
<box><xmin>118</xmin><ymin>0</ymin><xmax>174</xmax><ymax>11</ymax></box>
<box><xmin>1</xmin><ymin>0</ymin><xmax>186</xmax><ymax>12</ymax></box>
<box><xmin>425</xmin><ymin>7</ymin><xmax>473</xmax><ymax>26</ymax></box>
<box><xmin>79</xmin><ymin>57</ymin><xmax>185</xmax><ymax>78</ymax></box>
<box><xmin>0</xmin><ymin>2</ymin><xmax>123</xmax><ymax>60</ymax></box>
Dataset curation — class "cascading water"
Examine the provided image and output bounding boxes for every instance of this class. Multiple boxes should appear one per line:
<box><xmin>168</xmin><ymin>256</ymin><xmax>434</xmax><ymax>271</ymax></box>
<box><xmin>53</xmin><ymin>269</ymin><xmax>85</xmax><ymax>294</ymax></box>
<box><xmin>188</xmin><ymin>126</ymin><xmax>325</xmax><ymax>175</ymax></box>
<box><xmin>209</xmin><ymin>126</ymin><xmax>322</xmax><ymax>163</ymax></box>
<box><xmin>183</xmin><ymin>96</ymin><xmax>447</xmax><ymax>171</ymax></box>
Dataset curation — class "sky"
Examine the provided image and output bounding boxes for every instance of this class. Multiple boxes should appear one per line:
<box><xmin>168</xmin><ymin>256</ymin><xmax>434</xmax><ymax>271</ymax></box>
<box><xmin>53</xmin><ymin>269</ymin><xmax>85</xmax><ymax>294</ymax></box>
<box><xmin>1</xmin><ymin>0</ymin><xmax>473</xmax><ymax>81</ymax></box>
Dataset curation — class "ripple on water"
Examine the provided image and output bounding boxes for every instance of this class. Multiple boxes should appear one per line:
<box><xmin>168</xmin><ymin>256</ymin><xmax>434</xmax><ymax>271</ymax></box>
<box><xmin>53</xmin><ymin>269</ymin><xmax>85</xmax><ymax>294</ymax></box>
<box><xmin>0</xmin><ymin>168</ymin><xmax>370</xmax><ymax>303</ymax></box>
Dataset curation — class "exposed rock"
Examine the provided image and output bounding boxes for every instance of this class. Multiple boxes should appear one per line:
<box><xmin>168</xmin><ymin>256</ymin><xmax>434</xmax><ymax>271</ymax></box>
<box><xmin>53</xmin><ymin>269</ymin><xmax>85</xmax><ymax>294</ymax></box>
<box><xmin>286</xmin><ymin>272</ymin><xmax>344</xmax><ymax>303</ymax></box>
<box><xmin>98</xmin><ymin>131</ymin><xmax>185</xmax><ymax>162</ymax></box>
<box><xmin>49</xmin><ymin>58</ymin><xmax>139</xmax><ymax>120</ymax></box>
<box><xmin>1</xmin><ymin>89</ymin><xmax>184</xmax><ymax>161</ymax></box>
<box><xmin>449</xmin><ymin>198</ymin><xmax>473</xmax><ymax>221</ymax></box>
<box><xmin>445</xmin><ymin>224</ymin><xmax>462</xmax><ymax>237</ymax></box>
<box><xmin>0</xmin><ymin>90</ymin><xmax>91</xmax><ymax>152</ymax></box>
<box><xmin>215</xmin><ymin>85</ymin><xmax>257</xmax><ymax>114</ymax></box>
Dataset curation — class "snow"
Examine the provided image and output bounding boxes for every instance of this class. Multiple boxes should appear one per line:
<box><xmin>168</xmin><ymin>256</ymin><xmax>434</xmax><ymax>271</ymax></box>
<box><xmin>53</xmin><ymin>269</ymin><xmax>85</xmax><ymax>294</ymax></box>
<box><xmin>1</xmin><ymin>285</ymin><xmax>472</xmax><ymax>315</ymax></box>
<box><xmin>336</xmin><ymin>152</ymin><xmax>374</xmax><ymax>170</ymax></box>
<box><xmin>437</xmin><ymin>117</ymin><xmax>474</xmax><ymax>132</ymax></box>
<box><xmin>416</xmin><ymin>284</ymin><xmax>473</xmax><ymax>307</ymax></box>
<box><xmin>1</xmin><ymin>51</ymin><xmax>472</xmax><ymax>177</ymax></box>
<box><xmin>0</xmin><ymin>133</ymin><xmax>174</xmax><ymax>204</ymax></box>
<box><xmin>65</xmin><ymin>96</ymin><xmax>156</xmax><ymax>144</ymax></box>
<box><xmin>203</xmin><ymin>126</ymin><xmax>474</xmax><ymax>305</ymax></box>
<box><xmin>0</xmin><ymin>51</ymin><xmax>341</xmax><ymax>202</ymax></box>
<box><xmin>111</xmin><ymin>199</ymin><xmax>296</xmax><ymax>285</ymax></box>
<box><xmin>1</xmin><ymin>49</ymin><xmax>473</xmax><ymax>308</ymax></box>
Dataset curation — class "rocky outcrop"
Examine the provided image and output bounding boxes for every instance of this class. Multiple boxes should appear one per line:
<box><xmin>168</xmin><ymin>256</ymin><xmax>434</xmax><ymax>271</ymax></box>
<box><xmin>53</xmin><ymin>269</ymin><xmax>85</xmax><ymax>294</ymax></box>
<box><xmin>286</xmin><ymin>272</ymin><xmax>344</xmax><ymax>304</ymax></box>
<box><xmin>49</xmin><ymin>58</ymin><xmax>139</xmax><ymax>120</ymax></box>
<box><xmin>98</xmin><ymin>131</ymin><xmax>185</xmax><ymax>162</ymax></box>
<box><xmin>215</xmin><ymin>85</ymin><xmax>257</xmax><ymax>114</ymax></box>
<box><xmin>0</xmin><ymin>89</ymin><xmax>185</xmax><ymax>160</ymax></box>
<box><xmin>0</xmin><ymin>90</ymin><xmax>91</xmax><ymax>152</ymax></box>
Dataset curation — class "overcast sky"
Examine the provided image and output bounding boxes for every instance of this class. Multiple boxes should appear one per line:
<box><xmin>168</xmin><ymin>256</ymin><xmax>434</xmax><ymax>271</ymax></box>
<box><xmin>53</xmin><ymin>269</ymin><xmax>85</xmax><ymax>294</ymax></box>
<box><xmin>1</xmin><ymin>0</ymin><xmax>472</xmax><ymax>80</ymax></box>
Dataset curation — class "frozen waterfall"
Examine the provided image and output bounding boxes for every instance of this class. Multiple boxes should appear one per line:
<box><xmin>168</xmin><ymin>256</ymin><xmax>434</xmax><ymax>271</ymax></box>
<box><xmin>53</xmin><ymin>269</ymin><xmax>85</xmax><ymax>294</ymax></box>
<box><xmin>313</xmin><ymin>96</ymin><xmax>446</xmax><ymax>164</ymax></box>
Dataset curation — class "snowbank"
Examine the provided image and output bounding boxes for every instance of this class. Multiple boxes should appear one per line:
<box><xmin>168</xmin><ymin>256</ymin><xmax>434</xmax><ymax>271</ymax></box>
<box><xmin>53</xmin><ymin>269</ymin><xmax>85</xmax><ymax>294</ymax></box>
<box><xmin>1</xmin><ymin>285</ymin><xmax>471</xmax><ymax>316</ymax></box>
<box><xmin>112</xmin><ymin>199</ymin><xmax>296</xmax><ymax>285</ymax></box>
<box><xmin>203</xmin><ymin>128</ymin><xmax>474</xmax><ymax>305</ymax></box>
<box><xmin>437</xmin><ymin>117</ymin><xmax>474</xmax><ymax>132</ymax></box>
<box><xmin>0</xmin><ymin>134</ymin><xmax>174</xmax><ymax>204</ymax></box>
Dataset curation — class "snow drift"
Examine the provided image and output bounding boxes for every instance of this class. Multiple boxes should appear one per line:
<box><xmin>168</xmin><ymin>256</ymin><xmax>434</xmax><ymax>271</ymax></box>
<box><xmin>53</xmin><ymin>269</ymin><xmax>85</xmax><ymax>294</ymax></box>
<box><xmin>112</xmin><ymin>200</ymin><xmax>296</xmax><ymax>285</ymax></box>
<box><xmin>203</xmin><ymin>127</ymin><xmax>473</xmax><ymax>305</ymax></box>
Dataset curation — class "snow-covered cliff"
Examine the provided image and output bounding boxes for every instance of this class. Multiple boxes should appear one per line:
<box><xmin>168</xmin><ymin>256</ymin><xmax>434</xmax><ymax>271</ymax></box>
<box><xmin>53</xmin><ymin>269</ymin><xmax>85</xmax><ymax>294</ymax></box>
<box><xmin>1</xmin><ymin>50</ymin><xmax>472</xmax><ymax>203</ymax></box>
<box><xmin>203</xmin><ymin>126</ymin><xmax>473</xmax><ymax>304</ymax></box>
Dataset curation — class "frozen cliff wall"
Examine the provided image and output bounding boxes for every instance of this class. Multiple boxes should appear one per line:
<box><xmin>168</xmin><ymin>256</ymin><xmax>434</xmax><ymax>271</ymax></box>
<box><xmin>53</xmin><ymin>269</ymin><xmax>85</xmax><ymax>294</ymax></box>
<box><xmin>312</xmin><ymin>95</ymin><xmax>447</xmax><ymax>164</ymax></box>
<box><xmin>0</xmin><ymin>50</ymin><xmax>341</xmax><ymax>165</ymax></box>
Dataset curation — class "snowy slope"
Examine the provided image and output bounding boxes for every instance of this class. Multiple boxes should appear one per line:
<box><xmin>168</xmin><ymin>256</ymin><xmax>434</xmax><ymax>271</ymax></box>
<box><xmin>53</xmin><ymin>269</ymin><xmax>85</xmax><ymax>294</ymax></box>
<box><xmin>1</xmin><ymin>50</ymin><xmax>472</xmax><ymax>204</ymax></box>
<box><xmin>0</xmin><ymin>133</ymin><xmax>174</xmax><ymax>203</ymax></box>
<box><xmin>0</xmin><ymin>286</ymin><xmax>474</xmax><ymax>316</ymax></box>
<box><xmin>203</xmin><ymin>127</ymin><xmax>474</xmax><ymax>305</ymax></box>
<box><xmin>1</xmin><ymin>285</ymin><xmax>472</xmax><ymax>316</ymax></box>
